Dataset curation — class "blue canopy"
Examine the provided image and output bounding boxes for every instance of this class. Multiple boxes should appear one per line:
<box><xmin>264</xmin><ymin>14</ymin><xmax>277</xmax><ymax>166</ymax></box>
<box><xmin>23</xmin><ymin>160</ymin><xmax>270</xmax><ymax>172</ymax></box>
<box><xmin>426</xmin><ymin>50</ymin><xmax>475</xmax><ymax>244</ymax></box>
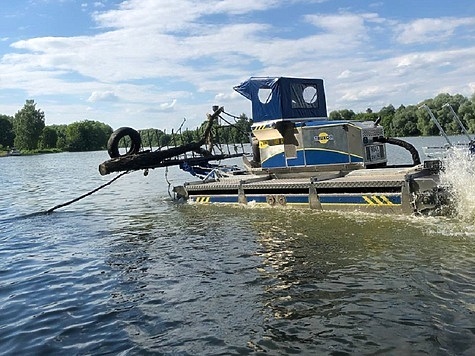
<box><xmin>234</xmin><ymin>77</ymin><xmax>327</xmax><ymax>123</ymax></box>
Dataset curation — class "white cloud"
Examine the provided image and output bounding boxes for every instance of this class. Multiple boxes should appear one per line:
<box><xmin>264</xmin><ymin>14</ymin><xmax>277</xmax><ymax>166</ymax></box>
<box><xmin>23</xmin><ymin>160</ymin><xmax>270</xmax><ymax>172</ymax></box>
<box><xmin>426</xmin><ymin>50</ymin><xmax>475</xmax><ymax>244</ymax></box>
<box><xmin>159</xmin><ymin>99</ymin><xmax>177</xmax><ymax>111</ymax></box>
<box><xmin>337</xmin><ymin>70</ymin><xmax>351</xmax><ymax>79</ymax></box>
<box><xmin>305</xmin><ymin>12</ymin><xmax>381</xmax><ymax>35</ymax></box>
<box><xmin>1</xmin><ymin>2</ymin><xmax>475</xmax><ymax>129</ymax></box>
<box><xmin>87</xmin><ymin>90</ymin><xmax>119</xmax><ymax>102</ymax></box>
<box><xmin>395</xmin><ymin>17</ymin><xmax>475</xmax><ymax>45</ymax></box>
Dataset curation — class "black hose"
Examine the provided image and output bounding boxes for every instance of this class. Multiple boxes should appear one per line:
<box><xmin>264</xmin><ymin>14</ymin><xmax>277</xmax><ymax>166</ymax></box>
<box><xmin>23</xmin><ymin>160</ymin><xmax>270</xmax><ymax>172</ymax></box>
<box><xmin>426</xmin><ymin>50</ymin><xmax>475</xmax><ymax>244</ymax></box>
<box><xmin>374</xmin><ymin>137</ymin><xmax>421</xmax><ymax>166</ymax></box>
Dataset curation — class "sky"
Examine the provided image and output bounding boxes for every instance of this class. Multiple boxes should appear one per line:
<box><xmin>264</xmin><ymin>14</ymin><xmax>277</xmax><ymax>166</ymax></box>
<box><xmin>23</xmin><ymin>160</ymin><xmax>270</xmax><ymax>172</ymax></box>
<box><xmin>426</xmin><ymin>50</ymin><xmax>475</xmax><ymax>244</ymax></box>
<box><xmin>1</xmin><ymin>0</ymin><xmax>475</xmax><ymax>131</ymax></box>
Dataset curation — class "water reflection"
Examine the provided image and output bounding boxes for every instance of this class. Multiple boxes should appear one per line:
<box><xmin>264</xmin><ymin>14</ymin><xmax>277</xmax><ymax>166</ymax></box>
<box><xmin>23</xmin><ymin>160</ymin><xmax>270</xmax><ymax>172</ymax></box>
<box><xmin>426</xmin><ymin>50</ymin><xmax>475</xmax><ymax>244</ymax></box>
<box><xmin>98</xmin><ymin>203</ymin><xmax>475</xmax><ymax>354</ymax></box>
<box><xmin>250</xmin><ymin>209</ymin><xmax>475</xmax><ymax>355</ymax></box>
<box><xmin>101</xmin><ymin>204</ymin><xmax>266</xmax><ymax>353</ymax></box>
<box><xmin>2</xmin><ymin>149</ymin><xmax>475</xmax><ymax>354</ymax></box>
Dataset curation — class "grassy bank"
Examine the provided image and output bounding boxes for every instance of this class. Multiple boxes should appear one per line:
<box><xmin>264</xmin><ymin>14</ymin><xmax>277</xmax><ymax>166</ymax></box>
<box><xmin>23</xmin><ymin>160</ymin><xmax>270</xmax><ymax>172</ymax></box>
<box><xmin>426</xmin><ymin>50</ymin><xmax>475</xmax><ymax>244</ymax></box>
<box><xmin>0</xmin><ymin>148</ymin><xmax>63</xmax><ymax>156</ymax></box>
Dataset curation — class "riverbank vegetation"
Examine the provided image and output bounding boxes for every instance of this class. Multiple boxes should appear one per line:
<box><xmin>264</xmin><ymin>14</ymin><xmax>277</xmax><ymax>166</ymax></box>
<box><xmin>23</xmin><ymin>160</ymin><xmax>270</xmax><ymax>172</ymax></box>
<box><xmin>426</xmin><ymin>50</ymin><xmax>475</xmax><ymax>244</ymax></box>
<box><xmin>1</xmin><ymin>92</ymin><xmax>475</xmax><ymax>154</ymax></box>
<box><xmin>0</xmin><ymin>100</ymin><xmax>114</xmax><ymax>154</ymax></box>
<box><xmin>330</xmin><ymin>92</ymin><xmax>475</xmax><ymax>137</ymax></box>
<box><xmin>0</xmin><ymin>100</ymin><xmax>252</xmax><ymax>154</ymax></box>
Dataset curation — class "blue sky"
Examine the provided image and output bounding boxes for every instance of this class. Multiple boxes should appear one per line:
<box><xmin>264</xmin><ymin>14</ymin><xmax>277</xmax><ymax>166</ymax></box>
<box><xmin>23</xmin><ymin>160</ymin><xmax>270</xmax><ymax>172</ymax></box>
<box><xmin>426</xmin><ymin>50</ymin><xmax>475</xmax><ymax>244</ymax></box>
<box><xmin>1</xmin><ymin>0</ymin><xmax>474</xmax><ymax>130</ymax></box>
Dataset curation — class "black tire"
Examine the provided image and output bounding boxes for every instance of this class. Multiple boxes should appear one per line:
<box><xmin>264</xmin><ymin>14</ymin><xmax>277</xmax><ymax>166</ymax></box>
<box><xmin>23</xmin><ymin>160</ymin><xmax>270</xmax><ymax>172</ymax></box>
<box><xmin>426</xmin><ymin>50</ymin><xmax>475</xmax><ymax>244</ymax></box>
<box><xmin>266</xmin><ymin>195</ymin><xmax>276</xmax><ymax>206</ymax></box>
<box><xmin>107</xmin><ymin>127</ymin><xmax>141</xmax><ymax>158</ymax></box>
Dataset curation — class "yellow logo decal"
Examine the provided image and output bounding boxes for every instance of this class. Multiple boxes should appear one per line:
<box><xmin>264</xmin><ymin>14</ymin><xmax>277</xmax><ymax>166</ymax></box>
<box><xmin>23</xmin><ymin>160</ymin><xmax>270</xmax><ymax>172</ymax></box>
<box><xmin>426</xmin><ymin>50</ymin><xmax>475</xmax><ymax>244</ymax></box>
<box><xmin>315</xmin><ymin>132</ymin><xmax>334</xmax><ymax>144</ymax></box>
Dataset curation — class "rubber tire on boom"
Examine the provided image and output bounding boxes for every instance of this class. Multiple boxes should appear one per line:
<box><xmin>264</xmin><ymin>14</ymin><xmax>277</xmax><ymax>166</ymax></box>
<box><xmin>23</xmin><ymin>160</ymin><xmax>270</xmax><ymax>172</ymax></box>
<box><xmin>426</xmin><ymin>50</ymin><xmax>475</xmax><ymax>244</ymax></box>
<box><xmin>107</xmin><ymin>127</ymin><xmax>142</xmax><ymax>158</ymax></box>
<box><xmin>374</xmin><ymin>136</ymin><xmax>421</xmax><ymax>166</ymax></box>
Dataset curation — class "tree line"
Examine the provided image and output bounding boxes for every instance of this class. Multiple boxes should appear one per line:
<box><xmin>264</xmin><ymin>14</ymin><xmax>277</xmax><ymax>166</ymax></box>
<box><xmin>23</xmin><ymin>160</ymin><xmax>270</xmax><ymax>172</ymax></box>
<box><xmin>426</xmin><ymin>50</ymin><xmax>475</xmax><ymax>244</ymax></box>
<box><xmin>0</xmin><ymin>100</ymin><xmax>252</xmax><ymax>153</ymax></box>
<box><xmin>138</xmin><ymin>115</ymin><xmax>252</xmax><ymax>150</ymax></box>
<box><xmin>330</xmin><ymin>92</ymin><xmax>475</xmax><ymax>137</ymax></box>
<box><xmin>2</xmin><ymin>92</ymin><xmax>475</xmax><ymax>153</ymax></box>
<box><xmin>0</xmin><ymin>100</ymin><xmax>113</xmax><ymax>152</ymax></box>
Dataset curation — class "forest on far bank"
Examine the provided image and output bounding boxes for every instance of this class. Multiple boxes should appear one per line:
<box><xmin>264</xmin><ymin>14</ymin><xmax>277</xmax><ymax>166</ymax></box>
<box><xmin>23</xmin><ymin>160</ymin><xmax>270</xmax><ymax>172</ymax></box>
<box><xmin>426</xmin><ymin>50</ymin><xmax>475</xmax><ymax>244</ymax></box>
<box><xmin>1</xmin><ymin>91</ymin><xmax>475</xmax><ymax>153</ymax></box>
<box><xmin>329</xmin><ymin>92</ymin><xmax>475</xmax><ymax>137</ymax></box>
<box><xmin>0</xmin><ymin>100</ymin><xmax>251</xmax><ymax>153</ymax></box>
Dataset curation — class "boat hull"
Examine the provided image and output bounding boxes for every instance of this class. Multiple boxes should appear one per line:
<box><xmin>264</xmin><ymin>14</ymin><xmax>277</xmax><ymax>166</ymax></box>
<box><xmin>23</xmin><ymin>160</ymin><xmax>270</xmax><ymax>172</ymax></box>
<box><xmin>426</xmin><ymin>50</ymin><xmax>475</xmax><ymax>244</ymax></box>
<box><xmin>174</xmin><ymin>162</ymin><xmax>448</xmax><ymax>215</ymax></box>
<box><xmin>189</xmin><ymin>193</ymin><xmax>404</xmax><ymax>214</ymax></box>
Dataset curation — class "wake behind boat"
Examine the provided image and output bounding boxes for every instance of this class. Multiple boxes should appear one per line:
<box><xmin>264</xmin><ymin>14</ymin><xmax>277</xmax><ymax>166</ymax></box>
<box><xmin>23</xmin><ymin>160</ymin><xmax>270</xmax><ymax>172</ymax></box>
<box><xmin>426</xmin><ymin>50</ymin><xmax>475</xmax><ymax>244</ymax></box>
<box><xmin>99</xmin><ymin>76</ymin><xmax>451</xmax><ymax>215</ymax></box>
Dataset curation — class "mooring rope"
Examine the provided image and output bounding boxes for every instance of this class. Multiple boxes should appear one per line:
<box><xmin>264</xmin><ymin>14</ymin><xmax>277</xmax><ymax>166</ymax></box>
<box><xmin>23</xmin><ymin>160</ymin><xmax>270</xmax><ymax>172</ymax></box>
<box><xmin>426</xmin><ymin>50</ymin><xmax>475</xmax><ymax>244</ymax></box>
<box><xmin>164</xmin><ymin>166</ymin><xmax>173</xmax><ymax>199</ymax></box>
<box><xmin>45</xmin><ymin>171</ymin><xmax>130</xmax><ymax>214</ymax></box>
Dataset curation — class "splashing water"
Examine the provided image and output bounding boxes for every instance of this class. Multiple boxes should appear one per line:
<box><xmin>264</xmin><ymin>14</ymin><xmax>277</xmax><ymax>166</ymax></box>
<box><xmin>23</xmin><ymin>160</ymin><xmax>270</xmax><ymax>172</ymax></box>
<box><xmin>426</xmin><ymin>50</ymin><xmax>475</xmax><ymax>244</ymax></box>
<box><xmin>439</xmin><ymin>147</ymin><xmax>475</xmax><ymax>222</ymax></box>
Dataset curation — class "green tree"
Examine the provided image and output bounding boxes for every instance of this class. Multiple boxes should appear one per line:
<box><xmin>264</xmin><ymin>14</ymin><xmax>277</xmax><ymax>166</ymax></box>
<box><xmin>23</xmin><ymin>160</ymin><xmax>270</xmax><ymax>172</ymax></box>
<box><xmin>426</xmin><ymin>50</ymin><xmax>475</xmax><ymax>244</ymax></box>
<box><xmin>139</xmin><ymin>128</ymin><xmax>164</xmax><ymax>149</ymax></box>
<box><xmin>181</xmin><ymin>129</ymin><xmax>194</xmax><ymax>145</ymax></box>
<box><xmin>430</xmin><ymin>94</ymin><xmax>457</xmax><ymax>135</ymax></box>
<box><xmin>66</xmin><ymin>120</ymin><xmax>113</xmax><ymax>151</ymax></box>
<box><xmin>0</xmin><ymin>114</ymin><xmax>15</xmax><ymax>148</ymax></box>
<box><xmin>49</xmin><ymin>124</ymin><xmax>68</xmax><ymax>150</ymax></box>
<box><xmin>415</xmin><ymin>94</ymin><xmax>471</xmax><ymax>136</ymax></box>
<box><xmin>213</xmin><ymin>113</ymin><xmax>252</xmax><ymax>144</ymax></box>
<box><xmin>378</xmin><ymin>104</ymin><xmax>396</xmax><ymax>136</ymax></box>
<box><xmin>218</xmin><ymin>126</ymin><xmax>231</xmax><ymax>144</ymax></box>
<box><xmin>441</xmin><ymin>94</ymin><xmax>470</xmax><ymax>135</ymax></box>
<box><xmin>391</xmin><ymin>105</ymin><xmax>420</xmax><ymax>137</ymax></box>
<box><xmin>459</xmin><ymin>99</ymin><xmax>475</xmax><ymax>133</ymax></box>
<box><xmin>354</xmin><ymin>111</ymin><xmax>378</xmax><ymax>121</ymax></box>
<box><xmin>159</xmin><ymin>133</ymin><xmax>172</xmax><ymax>147</ymax></box>
<box><xmin>39</xmin><ymin>126</ymin><xmax>58</xmax><ymax>149</ymax></box>
<box><xmin>234</xmin><ymin>113</ymin><xmax>252</xmax><ymax>142</ymax></box>
<box><xmin>13</xmin><ymin>100</ymin><xmax>45</xmax><ymax>150</ymax></box>
<box><xmin>416</xmin><ymin>103</ymin><xmax>435</xmax><ymax>136</ymax></box>
<box><xmin>329</xmin><ymin>109</ymin><xmax>356</xmax><ymax>120</ymax></box>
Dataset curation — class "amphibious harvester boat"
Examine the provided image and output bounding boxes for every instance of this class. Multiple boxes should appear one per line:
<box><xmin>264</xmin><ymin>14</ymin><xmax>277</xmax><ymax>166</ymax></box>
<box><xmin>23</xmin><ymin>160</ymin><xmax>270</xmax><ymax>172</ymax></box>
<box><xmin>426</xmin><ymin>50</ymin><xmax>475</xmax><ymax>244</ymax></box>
<box><xmin>99</xmin><ymin>77</ymin><xmax>450</xmax><ymax>215</ymax></box>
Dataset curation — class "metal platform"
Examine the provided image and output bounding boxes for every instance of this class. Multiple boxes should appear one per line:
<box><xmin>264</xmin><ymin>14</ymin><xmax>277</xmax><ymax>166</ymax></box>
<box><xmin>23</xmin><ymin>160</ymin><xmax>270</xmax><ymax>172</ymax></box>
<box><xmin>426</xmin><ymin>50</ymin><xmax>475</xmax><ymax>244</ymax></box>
<box><xmin>183</xmin><ymin>166</ymin><xmax>420</xmax><ymax>192</ymax></box>
<box><xmin>174</xmin><ymin>164</ymin><xmax>447</xmax><ymax>215</ymax></box>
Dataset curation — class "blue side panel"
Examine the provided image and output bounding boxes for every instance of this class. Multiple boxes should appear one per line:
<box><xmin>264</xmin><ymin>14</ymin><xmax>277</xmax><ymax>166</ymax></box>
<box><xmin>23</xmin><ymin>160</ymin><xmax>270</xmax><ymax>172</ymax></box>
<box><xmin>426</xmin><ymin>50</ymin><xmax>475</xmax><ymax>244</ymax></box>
<box><xmin>304</xmin><ymin>149</ymin><xmax>351</xmax><ymax>165</ymax></box>
<box><xmin>246</xmin><ymin>196</ymin><xmax>268</xmax><ymax>203</ymax></box>
<box><xmin>210</xmin><ymin>196</ymin><xmax>238</xmax><ymax>203</ymax></box>
<box><xmin>306</xmin><ymin>149</ymin><xmax>364</xmax><ymax>164</ymax></box>
<box><xmin>261</xmin><ymin>152</ymin><xmax>287</xmax><ymax>168</ymax></box>
<box><xmin>283</xmin><ymin>196</ymin><xmax>308</xmax><ymax>204</ymax></box>
<box><xmin>195</xmin><ymin>194</ymin><xmax>402</xmax><ymax>205</ymax></box>
<box><xmin>350</xmin><ymin>155</ymin><xmax>364</xmax><ymax>163</ymax></box>
<box><xmin>286</xmin><ymin>150</ymin><xmax>306</xmax><ymax>166</ymax></box>
<box><xmin>319</xmin><ymin>195</ymin><xmax>401</xmax><ymax>204</ymax></box>
<box><xmin>262</xmin><ymin>149</ymin><xmax>363</xmax><ymax>168</ymax></box>
<box><xmin>287</xmin><ymin>195</ymin><xmax>402</xmax><ymax>205</ymax></box>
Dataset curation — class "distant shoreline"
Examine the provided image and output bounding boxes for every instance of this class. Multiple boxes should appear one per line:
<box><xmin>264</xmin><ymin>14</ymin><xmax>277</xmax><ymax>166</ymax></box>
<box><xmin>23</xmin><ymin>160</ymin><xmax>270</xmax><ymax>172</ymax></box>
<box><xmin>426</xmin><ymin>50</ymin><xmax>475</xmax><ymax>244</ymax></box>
<box><xmin>0</xmin><ymin>148</ymin><xmax>62</xmax><ymax>157</ymax></box>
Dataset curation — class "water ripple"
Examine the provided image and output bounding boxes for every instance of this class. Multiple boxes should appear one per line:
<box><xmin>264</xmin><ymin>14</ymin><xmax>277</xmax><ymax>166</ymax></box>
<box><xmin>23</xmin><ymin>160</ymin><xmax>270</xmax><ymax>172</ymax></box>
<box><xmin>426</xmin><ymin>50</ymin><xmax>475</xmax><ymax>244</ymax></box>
<box><xmin>1</xmin><ymin>152</ymin><xmax>475</xmax><ymax>354</ymax></box>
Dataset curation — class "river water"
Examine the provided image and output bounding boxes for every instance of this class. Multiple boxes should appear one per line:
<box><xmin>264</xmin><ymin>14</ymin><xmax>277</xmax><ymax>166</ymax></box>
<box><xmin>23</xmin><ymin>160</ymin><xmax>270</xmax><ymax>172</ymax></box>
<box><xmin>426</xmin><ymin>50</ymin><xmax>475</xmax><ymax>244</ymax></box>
<box><xmin>1</xmin><ymin>136</ymin><xmax>474</xmax><ymax>355</ymax></box>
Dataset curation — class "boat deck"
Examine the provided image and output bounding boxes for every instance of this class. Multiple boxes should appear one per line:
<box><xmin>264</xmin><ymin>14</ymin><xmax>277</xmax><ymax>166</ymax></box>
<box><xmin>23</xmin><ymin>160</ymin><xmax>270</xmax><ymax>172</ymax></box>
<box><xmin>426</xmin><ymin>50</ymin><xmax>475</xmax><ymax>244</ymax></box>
<box><xmin>174</xmin><ymin>164</ymin><xmax>445</xmax><ymax>215</ymax></box>
<box><xmin>183</xmin><ymin>166</ymin><xmax>421</xmax><ymax>192</ymax></box>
